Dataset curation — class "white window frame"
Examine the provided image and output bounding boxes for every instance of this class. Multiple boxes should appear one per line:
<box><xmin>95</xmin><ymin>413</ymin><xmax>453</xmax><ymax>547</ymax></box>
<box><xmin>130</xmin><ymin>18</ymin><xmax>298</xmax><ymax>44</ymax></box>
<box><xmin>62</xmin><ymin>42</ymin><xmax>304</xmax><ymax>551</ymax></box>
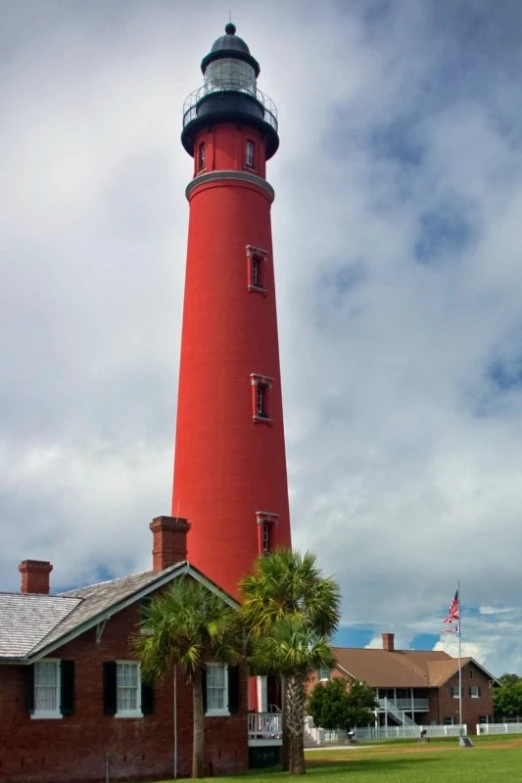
<box><xmin>32</xmin><ymin>659</ymin><xmax>62</xmax><ymax>720</ymax></box>
<box><xmin>470</xmin><ymin>686</ymin><xmax>480</xmax><ymax>699</ymax></box>
<box><xmin>450</xmin><ymin>686</ymin><xmax>462</xmax><ymax>699</ymax></box>
<box><xmin>318</xmin><ymin>667</ymin><xmax>330</xmax><ymax>682</ymax></box>
<box><xmin>116</xmin><ymin>661</ymin><xmax>142</xmax><ymax>718</ymax></box>
<box><xmin>205</xmin><ymin>662</ymin><xmax>229</xmax><ymax>717</ymax></box>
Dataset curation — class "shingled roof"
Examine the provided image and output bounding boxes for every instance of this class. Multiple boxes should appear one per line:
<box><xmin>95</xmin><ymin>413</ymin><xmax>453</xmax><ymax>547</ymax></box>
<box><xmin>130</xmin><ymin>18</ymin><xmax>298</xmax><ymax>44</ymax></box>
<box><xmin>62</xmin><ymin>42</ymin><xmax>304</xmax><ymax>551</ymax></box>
<box><xmin>0</xmin><ymin>593</ymin><xmax>81</xmax><ymax>659</ymax></box>
<box><xmin>330</xmin><ymin>646</ymin><xmax>497</xmax><ymax>688</ymax></box>
<box><xmin>0</xmin><ymin>561</ymin><xmax>235</xmax><ymax>663</ymax></box>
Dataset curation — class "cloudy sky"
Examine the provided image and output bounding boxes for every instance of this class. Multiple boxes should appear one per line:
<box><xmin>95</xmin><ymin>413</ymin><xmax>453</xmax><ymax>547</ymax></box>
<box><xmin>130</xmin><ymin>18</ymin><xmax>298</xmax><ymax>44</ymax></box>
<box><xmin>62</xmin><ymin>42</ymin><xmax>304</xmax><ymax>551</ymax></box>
<box><xmin>2</xmin><ymin>0</ymin><xmax>522</xmax><ymax>676</ymax></box>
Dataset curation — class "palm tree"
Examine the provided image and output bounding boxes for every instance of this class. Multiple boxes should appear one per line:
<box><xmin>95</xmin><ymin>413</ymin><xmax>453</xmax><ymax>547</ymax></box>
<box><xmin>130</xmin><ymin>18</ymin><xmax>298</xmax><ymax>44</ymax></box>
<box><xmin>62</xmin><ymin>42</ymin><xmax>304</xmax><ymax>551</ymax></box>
<box><xmin>250</xmin><ymin>616</ymin><xmax>335</xmax><ymax>774</ymax></box>
<box><xmin>239</xmin><ymin>549</ymin><xmax>341</xmax><ymax>775</ymax></box>
<box><xmin>132</xmin><ymin>577</ymin><xmax>242</xmax><ymax>778</ymax></box>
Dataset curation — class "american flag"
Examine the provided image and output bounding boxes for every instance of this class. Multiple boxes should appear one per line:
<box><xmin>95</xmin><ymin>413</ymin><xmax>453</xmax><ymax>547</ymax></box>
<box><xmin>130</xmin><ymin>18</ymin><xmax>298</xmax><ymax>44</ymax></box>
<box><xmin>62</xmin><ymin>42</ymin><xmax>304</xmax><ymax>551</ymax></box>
<box><xmin>443</xmin><ymin>588</ymin><xmax>459</xmax><ymax>632</ymax></box>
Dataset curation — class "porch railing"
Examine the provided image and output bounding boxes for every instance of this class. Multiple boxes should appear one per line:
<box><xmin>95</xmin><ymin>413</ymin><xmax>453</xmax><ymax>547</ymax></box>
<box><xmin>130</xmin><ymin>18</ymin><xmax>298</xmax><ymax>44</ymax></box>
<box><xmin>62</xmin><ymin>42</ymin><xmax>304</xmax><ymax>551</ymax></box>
<box><xmin>378</xmin><ymin>698</ymin><xmax>429</xmax><ymax>712</ymax></box>
<box><xmin>248</xmin><ymin>712</ymin><xmax>282</xmax><ymax>738</ymax></box>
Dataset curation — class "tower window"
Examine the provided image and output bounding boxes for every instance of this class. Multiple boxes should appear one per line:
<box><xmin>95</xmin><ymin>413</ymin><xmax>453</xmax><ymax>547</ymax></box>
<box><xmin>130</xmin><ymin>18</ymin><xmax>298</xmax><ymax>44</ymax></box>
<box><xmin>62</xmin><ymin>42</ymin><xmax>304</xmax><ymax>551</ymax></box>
<box><xmin>252</xmin><ymin>257</ymin><xmax>261</xmax><ymax>287</ymax></box>
<box><xmin>246</xmin><ymin>244</ymin><xmax>268</xmax><ymax>294</ymax></box>
<box><xmin>256</xmin><ymin>511</ymin><xmax>279</xmax><ymax>555</ymax></box>
<box><xmin>256</xmin><ymin>384</ymin><xmax>268</xmax><ymax>418</ymax></box>
<box><xmin>245</xmin><ymin>140</ymin><xmax>255</xmax><ymax>169</ymax></box>
<box><xmin>250</xmin><ymin>373</ymin><xmax>273</xmax><ymax>423</ymax></box>
<box><xmin>262</xmin><ymin>521</ymin><xmax>271</xmax><ymax>553</ymax></box>
<box><xmin>198</xmin><ymin>142</ymin><xmax>206</xmax><ymax>172</ymax></box>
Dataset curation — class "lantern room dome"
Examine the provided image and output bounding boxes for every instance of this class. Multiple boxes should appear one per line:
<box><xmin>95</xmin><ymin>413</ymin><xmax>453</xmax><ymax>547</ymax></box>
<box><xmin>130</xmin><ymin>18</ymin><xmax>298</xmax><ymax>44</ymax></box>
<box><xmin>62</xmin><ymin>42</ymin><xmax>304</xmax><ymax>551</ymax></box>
<box><xmin>211</xmin><ymin>23</ymin><xmax>250</xmax><ymax>54</ymax></box>
<box><xmin>201</xmin><ymin>23</ymin><xmax>260</xmax><ymax>77</ymax></box>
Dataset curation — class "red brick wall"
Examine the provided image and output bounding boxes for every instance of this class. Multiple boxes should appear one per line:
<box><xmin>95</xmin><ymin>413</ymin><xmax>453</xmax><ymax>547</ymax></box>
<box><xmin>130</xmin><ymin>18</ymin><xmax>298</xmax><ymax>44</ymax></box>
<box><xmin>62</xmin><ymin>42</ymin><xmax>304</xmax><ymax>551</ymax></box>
<box><xmin>435</xmin><ymin>663</ymin><xmax>493</xmax><ymax>732</ymax></box>
<box><xmin>0</xmin><ymin>602</ymin><xmax>248</xmax><ymax>783</ymax></box>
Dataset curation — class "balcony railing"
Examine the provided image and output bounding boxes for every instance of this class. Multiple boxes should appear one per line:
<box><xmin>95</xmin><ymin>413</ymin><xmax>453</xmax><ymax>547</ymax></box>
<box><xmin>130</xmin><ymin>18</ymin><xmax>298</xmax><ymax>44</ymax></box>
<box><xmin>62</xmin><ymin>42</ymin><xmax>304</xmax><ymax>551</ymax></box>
<box><xmin>248</xmin><ymin>712</ymin><xmax>282</xmax><ymax>738</ymax></box>
<box><xmin>378</xmin><ymin>698</ymin><xmax>429</xmax><ymax>712</ymax></box>
<box><xmin>182</xmin><ymin>84</ymin><xmax>278</xmax><ymax>133</ymax></box>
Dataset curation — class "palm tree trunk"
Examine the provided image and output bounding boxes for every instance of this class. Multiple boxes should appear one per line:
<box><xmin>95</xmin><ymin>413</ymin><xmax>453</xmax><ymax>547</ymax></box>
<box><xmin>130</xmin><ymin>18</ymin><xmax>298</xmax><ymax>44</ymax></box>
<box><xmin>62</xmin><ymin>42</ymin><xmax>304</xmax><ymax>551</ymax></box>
<box><xmin>285</xmin><ymin>673</ymin><xmax>306</xmax><ymax>774</ymax></box>
<box><xmin>192</xmin><ymin>668</ymin><xmax>205</xmax><ymax>778</ymax></box>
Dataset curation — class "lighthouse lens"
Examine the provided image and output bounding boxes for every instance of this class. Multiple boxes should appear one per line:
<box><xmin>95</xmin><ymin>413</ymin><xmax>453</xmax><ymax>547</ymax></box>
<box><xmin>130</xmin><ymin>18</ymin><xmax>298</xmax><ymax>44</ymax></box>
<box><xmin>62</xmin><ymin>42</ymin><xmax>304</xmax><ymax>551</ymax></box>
<box><xmin>205</xmin><ymin>59</ymin><xmax>256</xmax><ymax>96</ymax></box>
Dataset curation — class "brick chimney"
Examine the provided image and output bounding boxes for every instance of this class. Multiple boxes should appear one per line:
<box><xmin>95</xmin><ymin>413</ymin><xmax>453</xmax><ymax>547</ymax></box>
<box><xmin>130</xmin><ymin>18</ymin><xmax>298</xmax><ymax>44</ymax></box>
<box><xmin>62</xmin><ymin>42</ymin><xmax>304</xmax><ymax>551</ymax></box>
<box><xmin>382</xmin><ymin>632</ymin><xmax>395</xmax><ymax>652</ymax></box>
<box><xmin>150</xmin><ymin>516</ymin><xmax>190</xmax><ymax>572</ymax></box>
<box><xmin>19</xmin><ymin>560</ymin><xmax>53</xmax><ymax>594</ymax></box>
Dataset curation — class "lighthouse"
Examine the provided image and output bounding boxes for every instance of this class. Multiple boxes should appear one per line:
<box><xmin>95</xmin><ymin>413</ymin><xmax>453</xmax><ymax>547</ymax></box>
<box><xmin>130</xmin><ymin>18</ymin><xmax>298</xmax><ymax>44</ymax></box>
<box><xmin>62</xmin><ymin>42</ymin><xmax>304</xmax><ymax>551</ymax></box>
<box><xmin>172</xmin><ymin>23</ymin><xmax>292</xmax><ymax>599</ymax></box>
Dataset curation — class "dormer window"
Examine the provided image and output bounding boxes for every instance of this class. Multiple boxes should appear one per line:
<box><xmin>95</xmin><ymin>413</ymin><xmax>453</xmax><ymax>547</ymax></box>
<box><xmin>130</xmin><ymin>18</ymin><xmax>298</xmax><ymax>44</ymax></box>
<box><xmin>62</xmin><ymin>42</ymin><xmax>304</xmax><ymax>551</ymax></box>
<box><xmin>245</xmin><ymin>140</ymin><xmax>255</xmax><ymax>169</ymax></box>
<box><xmin>198</xmin><ymin>142</ymin><xmax>206</xmax><ymax>172</ymax></box>
<box><xmin>250</xmin><ymin>373</ymin><xmax>273</xmax><ymax>423</ymax></box>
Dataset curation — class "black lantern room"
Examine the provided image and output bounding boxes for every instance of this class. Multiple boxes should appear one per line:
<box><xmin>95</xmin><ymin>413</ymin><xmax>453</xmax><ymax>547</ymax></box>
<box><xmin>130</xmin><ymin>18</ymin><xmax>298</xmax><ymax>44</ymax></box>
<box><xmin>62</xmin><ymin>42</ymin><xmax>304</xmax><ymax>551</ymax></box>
<box><xmin>181</xmin><ymin>24</ymin><xmax>279</xmax><ymax>160</ymax></box>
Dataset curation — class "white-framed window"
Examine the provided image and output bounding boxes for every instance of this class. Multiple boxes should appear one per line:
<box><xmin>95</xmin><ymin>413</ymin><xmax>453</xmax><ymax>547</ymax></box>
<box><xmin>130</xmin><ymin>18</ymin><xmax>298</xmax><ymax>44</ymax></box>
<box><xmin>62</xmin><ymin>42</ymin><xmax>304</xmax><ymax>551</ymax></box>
<box><xmin>450</xmin><ymin>686</ymin><xmax>463</xmax><ymax>699</ymax></box>
<box><xmin>33</xmin><ymin>660</ymin><xmax>61</xmax><ymax>719</ymax></box>
<box><xmin>245</xmin><ymin>140</ymin><xmax>255</xmax><ymax>168</ymax></box>
<box><xmin>470</xmin><ymin>686</ymin><xmax>481</xmax><ymax>699</ymax></box>
<box><xmin>116</xmin><ymin>661</ymin><xmax>142</xmax><ymax>718</ymax></box>
<box><xmin>444</xmin><ymin>716</ymin><xmax>454</xmax><ymax>725</ymax></box>
<box><xmin>205</xmin><ymin>663</ymin><xmax>229</xmax><ymax>716</ymax></box>
<box><xmin>318</xmin><ymin>667</ymin><xmax>330</xmax><ymax>682</ymax></box>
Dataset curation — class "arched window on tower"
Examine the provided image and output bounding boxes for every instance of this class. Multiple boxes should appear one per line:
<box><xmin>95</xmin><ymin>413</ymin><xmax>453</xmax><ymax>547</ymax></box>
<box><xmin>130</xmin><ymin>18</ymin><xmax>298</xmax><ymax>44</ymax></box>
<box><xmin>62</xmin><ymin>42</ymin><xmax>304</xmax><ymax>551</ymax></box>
<box><xmin>245</xmin><ymin>140</ymin><xmax>255</xmax><ymax>169</ymax></box>
<box><xmin>198</xmin><ymin>142</ymin><xmax>206</xmax><ymax>172</ymax></box>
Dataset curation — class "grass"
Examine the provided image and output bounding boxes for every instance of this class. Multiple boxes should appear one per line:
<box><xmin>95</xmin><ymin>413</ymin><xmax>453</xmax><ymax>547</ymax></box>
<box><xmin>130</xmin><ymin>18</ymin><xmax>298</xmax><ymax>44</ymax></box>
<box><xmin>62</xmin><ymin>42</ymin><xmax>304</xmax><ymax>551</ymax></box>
<box><xmin>140</xmin><ymin>735</ymin><xmax>522</xmax><ymax>783</ymax></box>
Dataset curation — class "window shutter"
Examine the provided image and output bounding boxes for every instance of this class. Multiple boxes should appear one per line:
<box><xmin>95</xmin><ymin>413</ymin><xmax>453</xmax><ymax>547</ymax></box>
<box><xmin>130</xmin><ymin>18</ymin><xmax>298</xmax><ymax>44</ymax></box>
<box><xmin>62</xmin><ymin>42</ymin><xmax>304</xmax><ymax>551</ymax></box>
<box><xmin>228</xmin><ymin>665</ymin><xmax>240</xmax><ymax>715</ymax></box>
<box><xmin>60</xmin><ymin>660</ymin><xmax>75</xmax><ymax>715</ymax></box>
<box><xmin>141</xmin><ymin>681</ymin><xmax>155</xmax><ymax>715</ymax></box>
<box><xmin>26</xmin><ymin>665</ymin><xmax>35</xmax><ymax>714</ymax></box>
<box><xmin>201</xmin><ymin>666</ymin><xmax>207</xmax><ymax>714</ymax></box>
<box><xmin>103</xmin><ymin>661</ymin><xmax>117</xmax><ymax>715</ymax></box>
<box><xmin>478</xmin><ymin>687</ymin><xmax>482</xmax><ymax>697</ymax></box>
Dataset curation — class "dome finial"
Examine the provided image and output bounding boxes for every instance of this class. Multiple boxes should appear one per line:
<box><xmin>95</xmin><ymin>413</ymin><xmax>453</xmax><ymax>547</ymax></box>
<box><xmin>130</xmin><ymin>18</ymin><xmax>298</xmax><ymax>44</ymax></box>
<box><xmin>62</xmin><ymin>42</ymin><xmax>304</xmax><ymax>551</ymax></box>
<box><xmin>225</xmin><ymin>21</ymin><xmax>236</xmax><ymax>35</ymax></box>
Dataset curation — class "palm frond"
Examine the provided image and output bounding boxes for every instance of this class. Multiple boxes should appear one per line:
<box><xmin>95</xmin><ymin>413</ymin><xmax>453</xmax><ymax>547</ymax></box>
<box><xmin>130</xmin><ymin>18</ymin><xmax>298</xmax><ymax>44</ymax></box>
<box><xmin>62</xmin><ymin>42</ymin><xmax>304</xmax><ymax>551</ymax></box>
<box><xmin>131</xmin><ymin>577</ymin><xmax>243</xmax><ymax>684</ymax></box>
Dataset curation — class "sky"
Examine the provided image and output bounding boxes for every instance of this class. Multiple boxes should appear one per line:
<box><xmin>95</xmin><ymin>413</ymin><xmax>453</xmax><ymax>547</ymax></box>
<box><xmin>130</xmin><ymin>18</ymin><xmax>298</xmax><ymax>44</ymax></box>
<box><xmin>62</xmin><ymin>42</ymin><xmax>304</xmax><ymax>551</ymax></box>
<box><xmin>1</xmin><ymin>0</ymin><xmax>522</xmax><ymax>676</ymax></box>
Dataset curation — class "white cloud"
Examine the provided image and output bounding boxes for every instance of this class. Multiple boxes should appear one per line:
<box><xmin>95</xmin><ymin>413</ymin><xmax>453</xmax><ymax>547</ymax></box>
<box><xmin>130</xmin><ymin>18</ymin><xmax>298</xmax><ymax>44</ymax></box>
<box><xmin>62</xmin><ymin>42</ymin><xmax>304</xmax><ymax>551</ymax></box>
<box><xmin>2</xmin><ymin>0</ymin><xmax>522</xmax><ymax>675</ymax></box>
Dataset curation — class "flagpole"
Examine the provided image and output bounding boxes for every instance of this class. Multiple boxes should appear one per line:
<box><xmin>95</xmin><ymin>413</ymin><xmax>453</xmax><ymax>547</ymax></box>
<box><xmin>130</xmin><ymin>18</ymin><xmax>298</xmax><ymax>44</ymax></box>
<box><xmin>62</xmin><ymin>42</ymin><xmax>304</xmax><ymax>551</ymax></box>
<box><xmin>457</xmin><ymin>579</ymin><xmax>462</xmax><ymax>732</ymax></box>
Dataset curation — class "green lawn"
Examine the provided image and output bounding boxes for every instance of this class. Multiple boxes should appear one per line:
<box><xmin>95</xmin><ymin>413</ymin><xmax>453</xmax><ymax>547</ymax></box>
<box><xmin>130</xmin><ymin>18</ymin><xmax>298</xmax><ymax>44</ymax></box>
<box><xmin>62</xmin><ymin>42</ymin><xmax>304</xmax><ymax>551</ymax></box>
<box><xmin>142</xmin><ymin>736</ymin><xmax>522</xmax><ymax>783</ymax></box>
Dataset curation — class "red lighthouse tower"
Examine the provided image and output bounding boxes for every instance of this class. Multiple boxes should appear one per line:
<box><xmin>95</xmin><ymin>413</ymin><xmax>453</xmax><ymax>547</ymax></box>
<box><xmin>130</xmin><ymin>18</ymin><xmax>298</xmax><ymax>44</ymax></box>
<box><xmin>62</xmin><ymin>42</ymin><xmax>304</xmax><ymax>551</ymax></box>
<box><xmin>172</xmin><ymin>23</ymin><xmax>291</xmax><ymax>598</ymax></box>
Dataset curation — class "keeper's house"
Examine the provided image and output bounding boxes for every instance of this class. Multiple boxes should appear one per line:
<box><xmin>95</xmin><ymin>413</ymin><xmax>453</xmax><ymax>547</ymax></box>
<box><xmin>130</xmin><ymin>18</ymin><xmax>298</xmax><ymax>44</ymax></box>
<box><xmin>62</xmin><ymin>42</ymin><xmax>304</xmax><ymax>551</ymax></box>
<box><xmin>0</xmin><ymin>517</ymin><xmax>249</xmax><ymax>783</ymax></box>
<box><xmin>308</xmin><ymin>633</ymin><xmax>497</xmax><ymax>730</ymax></box>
